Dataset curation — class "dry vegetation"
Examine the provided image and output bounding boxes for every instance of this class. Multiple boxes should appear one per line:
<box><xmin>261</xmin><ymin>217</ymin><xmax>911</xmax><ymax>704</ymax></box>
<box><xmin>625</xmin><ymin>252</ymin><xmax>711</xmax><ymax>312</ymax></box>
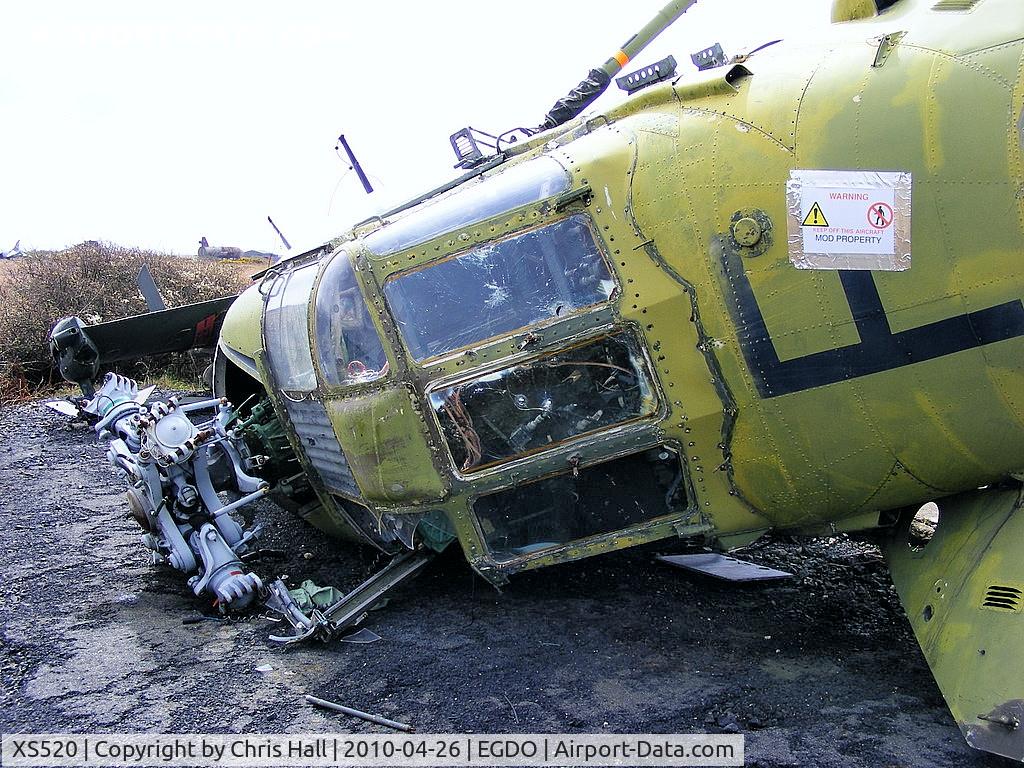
<box><xmin>0</xmin><ymin>242</ymin><xmax>250</xmax><ymax>406</ymax></box>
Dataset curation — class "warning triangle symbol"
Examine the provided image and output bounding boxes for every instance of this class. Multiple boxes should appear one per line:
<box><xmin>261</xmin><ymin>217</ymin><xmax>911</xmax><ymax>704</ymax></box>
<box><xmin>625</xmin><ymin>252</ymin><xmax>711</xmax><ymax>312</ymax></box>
<box><xmin>802</xmin><ymin>202</ymin><xmax>829</xmax><ymax>227</ymax></box>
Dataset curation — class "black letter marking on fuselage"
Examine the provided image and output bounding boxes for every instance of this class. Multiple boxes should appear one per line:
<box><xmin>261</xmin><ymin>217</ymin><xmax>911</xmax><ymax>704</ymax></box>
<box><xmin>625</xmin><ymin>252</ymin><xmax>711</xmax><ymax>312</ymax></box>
<box><xmin>720</xmin><ymin>247</ymin><xmax>1024</xmax><ymax>398</ymax></box>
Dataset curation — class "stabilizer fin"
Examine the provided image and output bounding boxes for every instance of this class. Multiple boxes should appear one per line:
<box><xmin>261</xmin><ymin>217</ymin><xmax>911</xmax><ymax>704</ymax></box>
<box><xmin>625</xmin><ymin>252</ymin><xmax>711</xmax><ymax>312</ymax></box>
<box><xmin>884</xmin><ymin>484</ymin><xmax>1024</xmax><ymax>762</ymax></box>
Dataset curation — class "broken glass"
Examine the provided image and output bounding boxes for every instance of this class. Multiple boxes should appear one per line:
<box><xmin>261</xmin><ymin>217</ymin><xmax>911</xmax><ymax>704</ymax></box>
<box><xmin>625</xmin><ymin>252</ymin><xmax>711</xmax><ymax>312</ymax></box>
<box><xmin>384</xmin><ymin>215</ymin><xmax>616</xmax><ymax>361</ymax></box>
<box><xmin>429</xmin><ymin>333</ymin><xmax>657</xmax><ymax>472</ymax></box>
<box><xmin>314</xmin><ymin>250</ymin><xmax>389</xmax><ymax>386</ymax></box>
<box><xmin>474</xmin><ymin>447</ymin><xmax>688</xmax><ymax>560</ymax></box>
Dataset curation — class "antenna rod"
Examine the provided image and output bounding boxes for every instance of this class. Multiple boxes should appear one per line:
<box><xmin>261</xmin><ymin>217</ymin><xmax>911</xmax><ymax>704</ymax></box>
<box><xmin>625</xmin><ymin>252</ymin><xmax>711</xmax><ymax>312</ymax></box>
<box><xmin>337</xmin><ymin>134</ymin><xmax>374</xmax><ymax>195</ymax></box>
<box><xmin>537</xmin><ymin>0</ymin><xmax>698</xmax><ymax>132</ymax></box>
<box><xmin>267</xmin><ymin>216</ymin><xmax>292</xmax><ymax>250</ymax></box>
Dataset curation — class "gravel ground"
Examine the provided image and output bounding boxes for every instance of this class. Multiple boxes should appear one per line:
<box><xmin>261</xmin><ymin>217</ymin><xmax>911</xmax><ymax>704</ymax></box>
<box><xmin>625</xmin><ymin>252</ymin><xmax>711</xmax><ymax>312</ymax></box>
<box><xmin>0</xmin><ymin>397</ymin><xmax>1014</xmax><ymax>768</ymax></box>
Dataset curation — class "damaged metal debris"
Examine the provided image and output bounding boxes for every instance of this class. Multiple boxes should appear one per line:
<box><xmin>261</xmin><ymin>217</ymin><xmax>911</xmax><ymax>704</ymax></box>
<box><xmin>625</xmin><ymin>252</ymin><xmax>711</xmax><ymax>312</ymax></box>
<box><xmin>52</xmin><ymin>372</ymin><xmax>429</xmax><ymax>645</ymax></box>
<box><xmin>304</xmin><ymin>695</ymin><xmax>414</xmax><ymax>733</ymax></box>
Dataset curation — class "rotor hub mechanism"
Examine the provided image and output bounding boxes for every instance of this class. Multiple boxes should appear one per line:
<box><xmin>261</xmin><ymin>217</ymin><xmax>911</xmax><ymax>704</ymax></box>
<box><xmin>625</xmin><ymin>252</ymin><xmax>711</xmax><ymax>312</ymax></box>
<box><xmin>144</xmin><ymin>407</ymin><xmax>200</xmax><ymax>464</ymax></box>
<box><xmin>86</xmin><ymin>373</ymin><xmax>270</xmax><ymax>611</ymax></box>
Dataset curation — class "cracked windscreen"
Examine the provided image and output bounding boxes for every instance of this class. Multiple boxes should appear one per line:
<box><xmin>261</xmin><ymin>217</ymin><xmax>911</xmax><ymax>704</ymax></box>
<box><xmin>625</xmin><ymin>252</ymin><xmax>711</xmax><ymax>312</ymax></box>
<box><xmin>429</xmin><ymin>333</ymin><xmax>657</xmax><ymax>472</ymax></box>
<box><xmin>474</xmin><ymin>446</ymin><xmax>688</xmax><ymax>560</ymax></box>
<box><xmin>383</xmin><ymin>215</ymin><xmax>616</xmax><ymax>361</ymax></box>
<box><xmin>363</xmin><ymin>156</ymin><xmax>569</xmax><ymax>256</ymax></box>
<box><xmin>314</xmin><ymin>250</ymin><xmax>389</xmax><ymax>386</ymax></box>
<box><xmin>263</xmin><ymin>264</ymin><xmax>318</xmax><ymax>392</ymax></box>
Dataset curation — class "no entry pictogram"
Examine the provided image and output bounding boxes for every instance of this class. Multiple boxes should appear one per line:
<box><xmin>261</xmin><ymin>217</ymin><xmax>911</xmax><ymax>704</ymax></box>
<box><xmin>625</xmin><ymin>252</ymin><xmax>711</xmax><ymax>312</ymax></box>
<box><xmin>868</xmin><ymin>202</ymin><xmax>893</xmax><ymax>229</ymax></box>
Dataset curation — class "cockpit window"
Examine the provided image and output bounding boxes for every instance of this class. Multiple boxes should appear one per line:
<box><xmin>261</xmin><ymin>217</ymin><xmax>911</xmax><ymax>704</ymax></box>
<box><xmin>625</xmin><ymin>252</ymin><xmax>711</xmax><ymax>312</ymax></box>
<box><xmin>314</xmin><ymin>250</ymin><xmax>389</xmax><ymax>386</ymax></box>
<box><xmin>264</xmin><ymin>264</ymin><xmax>318</xmax><ymax>392</ymax></box>
<box><xmin>429</xmin><ymin>333</ymin><xmax>658</xmax><ymax>473</ymax></box>
<box><xmin>383</xmin><ymin>215</ymin><xmax>616</xmax><ymax>361</ymax></box>
<box><xmin>363</xmin><ymin>157</ymin><xmax>569</xmax><ymax>256</ymax></box>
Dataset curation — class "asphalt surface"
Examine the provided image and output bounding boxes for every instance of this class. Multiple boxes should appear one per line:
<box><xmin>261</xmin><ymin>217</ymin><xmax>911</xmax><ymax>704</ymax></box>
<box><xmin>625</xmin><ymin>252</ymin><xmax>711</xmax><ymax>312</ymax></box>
<box><xmin>0</xmin><ymin>397</ymin><xmax>1015</xmax><ymax>767</ymax></box>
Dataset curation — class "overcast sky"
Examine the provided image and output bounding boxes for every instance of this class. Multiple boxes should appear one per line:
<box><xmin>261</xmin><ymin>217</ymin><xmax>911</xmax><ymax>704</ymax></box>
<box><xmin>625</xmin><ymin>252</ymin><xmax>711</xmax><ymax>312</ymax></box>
<box><xmin>0</xmin><ymin>1</ymin><xmax>829</xmax><ymax>256</ymax></box>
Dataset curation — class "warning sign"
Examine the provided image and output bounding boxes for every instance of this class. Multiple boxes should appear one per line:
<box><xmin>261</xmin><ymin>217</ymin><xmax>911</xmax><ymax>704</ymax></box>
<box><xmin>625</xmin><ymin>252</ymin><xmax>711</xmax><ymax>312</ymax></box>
<box><xmin>787</xmin><ymin>169</ymin><xmax>912</xmax><ymax>271</ymax></box>
<box><xmin>802</xmin><ymin>202</ymin><xmax>829</xmax><ymax>227</ymax></box>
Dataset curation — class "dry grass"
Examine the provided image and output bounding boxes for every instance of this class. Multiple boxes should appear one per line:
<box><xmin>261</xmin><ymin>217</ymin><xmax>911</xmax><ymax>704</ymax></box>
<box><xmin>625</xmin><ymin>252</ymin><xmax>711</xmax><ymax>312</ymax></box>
<box><xmin>0</xmin><ymin>241</ymin><xmax>250</xmax><ymax>407</ymax></box>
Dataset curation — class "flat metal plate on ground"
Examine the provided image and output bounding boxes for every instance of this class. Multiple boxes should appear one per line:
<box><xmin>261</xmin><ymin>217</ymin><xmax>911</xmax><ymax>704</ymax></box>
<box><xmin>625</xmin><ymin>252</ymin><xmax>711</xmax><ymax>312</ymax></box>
<box><xmin>657</xmin><ymin>553</ymin><xmax>793</xmax><ymax>582</ymax></box>
<box><xmin>42</xmin><ymin>400</ymin><xmax>80</xmax><ymax>417</ymax></box>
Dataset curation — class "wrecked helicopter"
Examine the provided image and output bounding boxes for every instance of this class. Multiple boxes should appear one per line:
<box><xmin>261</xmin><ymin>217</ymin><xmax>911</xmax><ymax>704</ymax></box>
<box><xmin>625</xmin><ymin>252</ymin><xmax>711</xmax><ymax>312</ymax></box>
<box><xmin>46</xmin><ymin>0</ymin><xmax>1024</xmax><ymax>760</ymax></box>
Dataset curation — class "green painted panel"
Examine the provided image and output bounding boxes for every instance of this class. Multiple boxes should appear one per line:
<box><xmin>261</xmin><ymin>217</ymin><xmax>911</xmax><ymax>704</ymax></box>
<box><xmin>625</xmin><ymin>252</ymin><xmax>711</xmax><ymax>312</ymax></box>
<box><xmin>325</xmin><ymin>388</ymin><xmax>447</xmax><ymax>504</ymax></box>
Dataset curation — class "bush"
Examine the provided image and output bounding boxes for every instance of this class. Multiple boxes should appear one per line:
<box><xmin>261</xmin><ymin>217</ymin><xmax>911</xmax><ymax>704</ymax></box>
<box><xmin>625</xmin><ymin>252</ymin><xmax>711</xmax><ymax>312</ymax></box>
<box><xmin>0</xmin><ymin>241</ymin><xmax>251</xmax><ymax>405</ymax></box>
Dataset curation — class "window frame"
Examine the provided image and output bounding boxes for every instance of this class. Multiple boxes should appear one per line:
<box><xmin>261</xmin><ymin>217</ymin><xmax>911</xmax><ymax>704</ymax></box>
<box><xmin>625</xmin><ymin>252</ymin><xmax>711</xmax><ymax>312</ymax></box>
<box><xmin>469</xmin><ymin>443</ymin><xmax>696</xmax><ymax>568</ymax></box>
<box><xmin>310</xmin><ymin>247</ymin><xmax>393</xmax><ymax>391</ymax></box>
<box><xmin>261</xmin><ymin>262</ymin><xmax>322</xmax><ymax>396</ymax></box>
<box><xmin>381</xmin><ymin>213</ymin><xmax>620</xmax><ymax>365</ymax></box>
<box><xmin>363</xmin><ymin>156</ymin><xmax>571</xmax><ymax>257</ymax></box>
<box><xmin>424</xmin><ymin>330</ymin><xmax>661</xmax><ymax>477</ymax></box>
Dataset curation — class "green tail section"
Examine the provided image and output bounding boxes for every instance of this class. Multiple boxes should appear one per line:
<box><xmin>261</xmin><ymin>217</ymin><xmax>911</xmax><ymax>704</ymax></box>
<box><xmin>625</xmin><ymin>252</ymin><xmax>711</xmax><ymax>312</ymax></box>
<box><xmin>884</xmin><ymin>485</ymin><xmax>1024</xmax><ymax>762</ymax></box>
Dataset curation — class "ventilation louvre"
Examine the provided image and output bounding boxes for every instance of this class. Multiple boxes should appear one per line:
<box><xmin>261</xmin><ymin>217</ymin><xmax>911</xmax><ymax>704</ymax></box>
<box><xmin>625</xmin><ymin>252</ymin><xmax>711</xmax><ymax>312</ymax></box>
<box><xmin>282</xmin><ymin>399</ymin><xmax>359</xmax><ymax>497</ymax></box>
<box><xmin>981</xmin><ymin>584</ymin><xmax>1023</xmax><ymax>612</ymax></box>
<box><xmin>932</xmin><ymin>0</ymin><xmax>982</xmax><ymax>10</ymax></box>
